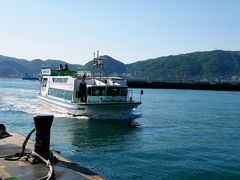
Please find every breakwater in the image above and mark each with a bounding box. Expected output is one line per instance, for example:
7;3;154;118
127;80;240;91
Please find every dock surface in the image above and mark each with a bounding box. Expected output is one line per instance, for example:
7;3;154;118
0;133;103;180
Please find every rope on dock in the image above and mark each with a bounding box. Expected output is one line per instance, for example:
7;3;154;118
1;127;55;180
2;128;35;161
31;151;54;180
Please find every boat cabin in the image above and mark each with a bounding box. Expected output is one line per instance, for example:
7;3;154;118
40;69;131;104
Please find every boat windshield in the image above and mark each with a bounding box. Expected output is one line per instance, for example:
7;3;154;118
87;87;128;96
88;87;106;96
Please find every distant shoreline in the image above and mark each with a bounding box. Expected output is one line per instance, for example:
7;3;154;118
127;80;240;91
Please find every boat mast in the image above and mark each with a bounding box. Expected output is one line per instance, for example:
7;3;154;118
93;52;96;78
93;50;104;79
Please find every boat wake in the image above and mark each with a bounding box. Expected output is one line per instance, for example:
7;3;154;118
88;113;142;121
0;88;68;118
1;87;142;120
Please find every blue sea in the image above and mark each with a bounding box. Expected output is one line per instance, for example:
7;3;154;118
0;78;240;179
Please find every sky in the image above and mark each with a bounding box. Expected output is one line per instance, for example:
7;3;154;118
0;0;240;65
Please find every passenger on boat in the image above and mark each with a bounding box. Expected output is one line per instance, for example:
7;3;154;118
63;63;69;71
79;74;87;102
59;64;63;70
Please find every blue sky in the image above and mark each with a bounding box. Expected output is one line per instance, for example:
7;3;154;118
0;0;240;64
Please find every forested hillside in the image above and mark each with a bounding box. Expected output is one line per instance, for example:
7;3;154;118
0;55;82;78
84;55;126;76
1;50;240;80
126;50;240;80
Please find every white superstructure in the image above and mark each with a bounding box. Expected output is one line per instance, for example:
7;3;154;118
38;68;142;118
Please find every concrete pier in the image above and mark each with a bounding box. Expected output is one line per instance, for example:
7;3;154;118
127;80;240;91
0;132;103;180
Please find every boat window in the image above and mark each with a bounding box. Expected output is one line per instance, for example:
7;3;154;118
42;78;48;87
48;88;72;100
88;87;106;96
120;87;128;96
52;78;68;83
106;87;120;96
87;87;92;96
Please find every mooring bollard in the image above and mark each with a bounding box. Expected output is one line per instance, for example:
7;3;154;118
0;124;10;139
0;124;6;133
33;115;54;160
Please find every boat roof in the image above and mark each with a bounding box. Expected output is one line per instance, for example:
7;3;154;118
86;79;107;86
41;69;126;86
41;69;77;76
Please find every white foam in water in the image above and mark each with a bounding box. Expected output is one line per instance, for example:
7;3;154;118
0;88;69;118
70;116;89;120
1;87;141;120
89;112;141;120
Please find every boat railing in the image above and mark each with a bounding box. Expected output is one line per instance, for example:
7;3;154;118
51;69;77;76
128;89;134;102
128;89;143;103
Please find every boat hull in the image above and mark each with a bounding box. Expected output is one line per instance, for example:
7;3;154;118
37;95;141;118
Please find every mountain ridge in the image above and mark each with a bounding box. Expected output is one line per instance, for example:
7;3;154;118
0;50;240;80
126;50;240;80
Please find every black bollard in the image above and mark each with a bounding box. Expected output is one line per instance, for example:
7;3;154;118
34;115;54;160
0;124;10;139
0;124;6;133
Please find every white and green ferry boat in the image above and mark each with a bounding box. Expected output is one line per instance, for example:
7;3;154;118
37;57;142;119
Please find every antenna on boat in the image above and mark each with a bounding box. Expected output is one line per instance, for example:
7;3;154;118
93;50;101;78
93;52;96;78
92;50;108;79
97;50;99;58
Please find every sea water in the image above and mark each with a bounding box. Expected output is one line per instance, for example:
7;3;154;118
0;78;240;179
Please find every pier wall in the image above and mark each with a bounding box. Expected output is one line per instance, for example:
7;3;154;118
127;80;240;91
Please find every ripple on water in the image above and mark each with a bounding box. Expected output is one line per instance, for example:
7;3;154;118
1;80;240;179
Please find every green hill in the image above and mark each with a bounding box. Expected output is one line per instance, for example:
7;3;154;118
84;55;126;76
0;55;82;78
0;50;240;80
126;50;240;80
